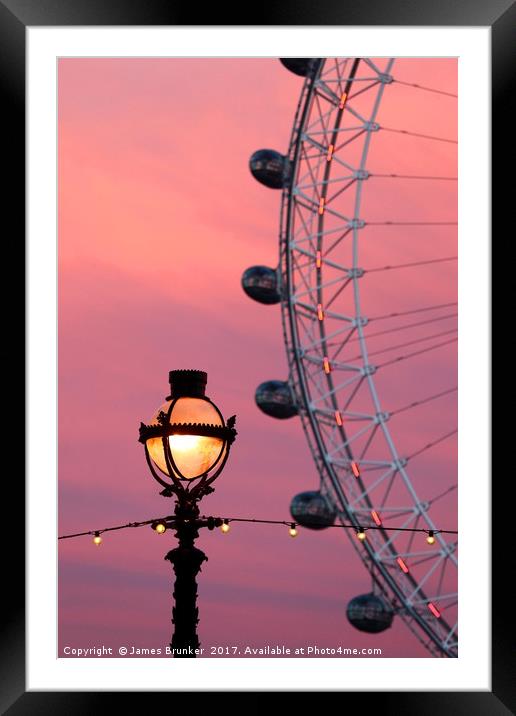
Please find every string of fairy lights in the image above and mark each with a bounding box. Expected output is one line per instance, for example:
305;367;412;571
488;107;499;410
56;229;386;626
58;514;457;547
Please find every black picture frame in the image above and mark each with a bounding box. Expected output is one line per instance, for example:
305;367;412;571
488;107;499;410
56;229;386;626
3;0;506;709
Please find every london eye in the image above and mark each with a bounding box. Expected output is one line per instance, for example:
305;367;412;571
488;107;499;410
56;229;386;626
243;57;458;657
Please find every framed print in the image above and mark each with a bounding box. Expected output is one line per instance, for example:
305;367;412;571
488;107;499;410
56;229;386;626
1;0;508;709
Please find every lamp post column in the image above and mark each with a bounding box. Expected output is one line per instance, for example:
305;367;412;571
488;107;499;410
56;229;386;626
140;370;237;658
164;501;207;657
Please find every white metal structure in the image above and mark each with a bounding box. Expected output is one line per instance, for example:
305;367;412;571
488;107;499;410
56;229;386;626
278;58;458;657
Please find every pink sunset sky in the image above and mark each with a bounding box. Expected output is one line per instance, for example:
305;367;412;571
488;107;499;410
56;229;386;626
58;58;457;659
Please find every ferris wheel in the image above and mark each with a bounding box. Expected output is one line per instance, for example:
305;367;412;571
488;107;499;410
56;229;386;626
243;58;458;657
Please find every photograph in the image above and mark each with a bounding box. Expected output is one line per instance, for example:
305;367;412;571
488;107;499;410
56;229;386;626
1;3;503;704
57;56;458;660
0;0;509;706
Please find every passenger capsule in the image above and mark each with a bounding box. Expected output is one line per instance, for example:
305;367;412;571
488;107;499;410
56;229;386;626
290;491;336;530
255;380;298;419
346;593;394;634
279;58;320;77
241;266;281;305
249;149;289;189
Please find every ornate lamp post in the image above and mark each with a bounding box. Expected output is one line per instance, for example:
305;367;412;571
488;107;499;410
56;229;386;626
138;370;237;657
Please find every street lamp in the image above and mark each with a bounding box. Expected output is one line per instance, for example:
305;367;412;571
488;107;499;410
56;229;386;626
138;370;237;657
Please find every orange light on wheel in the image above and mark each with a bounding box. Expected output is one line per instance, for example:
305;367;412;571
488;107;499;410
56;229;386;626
397;557;409;574
428;602;441;618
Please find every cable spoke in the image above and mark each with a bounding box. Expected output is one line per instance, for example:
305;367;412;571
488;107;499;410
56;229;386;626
393;79;457;98
350;313;457;343
343;329;458;362
428;484;457;506
366;256;457;273
376;337;457;369
381;126;457;144
390;386;457;416
407;430;458;461
369;301;457;321
370;173;457;181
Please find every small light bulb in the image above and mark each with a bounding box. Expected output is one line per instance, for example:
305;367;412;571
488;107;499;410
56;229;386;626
93;532;102;546
289;523;298;538
156;522;166;534
221;519;230;534
356;527;366;541
426;530;436;545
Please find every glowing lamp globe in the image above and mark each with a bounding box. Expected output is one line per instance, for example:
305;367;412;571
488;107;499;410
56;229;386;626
147;396;224;480
139;370;237;488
